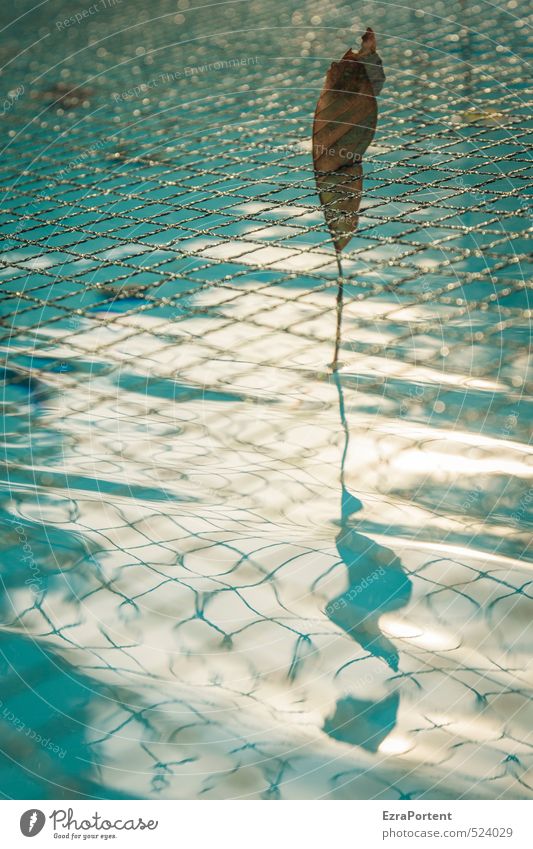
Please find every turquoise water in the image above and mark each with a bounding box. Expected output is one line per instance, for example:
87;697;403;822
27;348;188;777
0;0;532;799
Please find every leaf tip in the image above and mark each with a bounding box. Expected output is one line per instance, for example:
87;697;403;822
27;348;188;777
360;26;377;54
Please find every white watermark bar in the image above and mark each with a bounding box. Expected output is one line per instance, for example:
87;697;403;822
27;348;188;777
3;800;531;847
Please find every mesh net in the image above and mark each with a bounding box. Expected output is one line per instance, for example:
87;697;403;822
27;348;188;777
0;0;532;800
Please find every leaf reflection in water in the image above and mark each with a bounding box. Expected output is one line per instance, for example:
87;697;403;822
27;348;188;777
324;274;411;750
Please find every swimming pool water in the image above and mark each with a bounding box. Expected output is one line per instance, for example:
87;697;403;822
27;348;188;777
0;0;531;799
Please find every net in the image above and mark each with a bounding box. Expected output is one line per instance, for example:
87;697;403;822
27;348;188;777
0;0;531;800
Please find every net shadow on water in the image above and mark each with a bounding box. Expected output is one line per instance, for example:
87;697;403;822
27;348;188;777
0;0;531;799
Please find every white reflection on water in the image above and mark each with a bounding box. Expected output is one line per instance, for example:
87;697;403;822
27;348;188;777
1;283;531;799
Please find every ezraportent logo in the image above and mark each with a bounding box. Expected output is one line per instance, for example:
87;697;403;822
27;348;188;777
20;809;46;837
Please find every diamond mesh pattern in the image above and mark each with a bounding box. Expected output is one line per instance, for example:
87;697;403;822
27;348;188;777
0;0;531;800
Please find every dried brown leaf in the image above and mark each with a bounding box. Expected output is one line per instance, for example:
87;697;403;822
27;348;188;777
313;28;385;253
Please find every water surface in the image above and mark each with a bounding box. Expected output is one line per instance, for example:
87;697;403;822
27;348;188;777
0;0;531;799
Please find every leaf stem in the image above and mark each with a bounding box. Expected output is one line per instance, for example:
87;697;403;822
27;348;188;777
331;249;350;516
332;250;344;371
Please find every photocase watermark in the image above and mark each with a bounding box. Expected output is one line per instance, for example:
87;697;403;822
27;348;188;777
113;56;260;101
399;383;426;417
253;137;365;163
6;515;43;595
2;84;24;115
56;135;109;179
19;807;159;838
313;141;363;164
0;699;67;759
511;487;533;524
114;70;182;102
186;55;260;76
502;408;519;437
325;565;386;615
20;809;46;837
459;482;482;514
50;807;158;833
56;0;122;30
